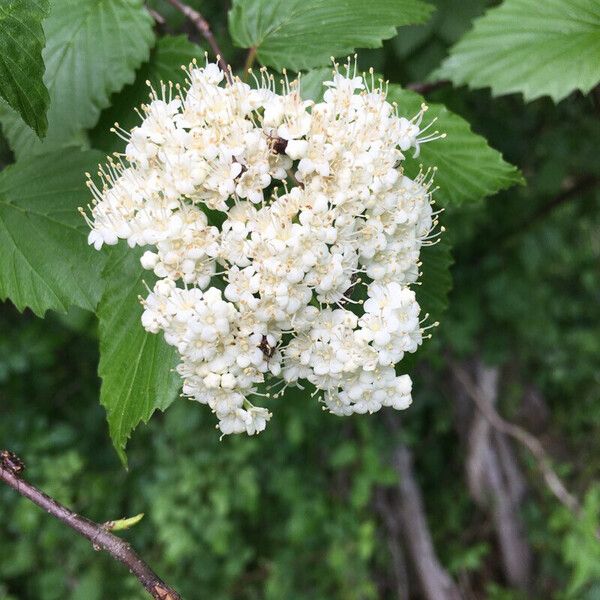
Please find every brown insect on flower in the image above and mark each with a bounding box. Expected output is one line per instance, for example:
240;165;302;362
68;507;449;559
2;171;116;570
233;161;247;180
267;134;288;155
258;335;276;360
340;272;361;307
0;450;25;475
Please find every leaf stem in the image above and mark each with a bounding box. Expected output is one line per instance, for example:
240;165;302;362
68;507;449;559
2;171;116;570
243;47;257;80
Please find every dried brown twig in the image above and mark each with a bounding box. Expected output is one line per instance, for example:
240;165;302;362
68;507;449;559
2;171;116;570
449;361;581;514
0;450;181;600
455;364;532;590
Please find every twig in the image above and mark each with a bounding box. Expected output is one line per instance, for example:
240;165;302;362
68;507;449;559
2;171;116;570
147;7;166;25
0;450;181;600
164;0;231;82
473;175;599;268
405;80;450;95
517;175;598;233
449;361;581;515
460;365;532;590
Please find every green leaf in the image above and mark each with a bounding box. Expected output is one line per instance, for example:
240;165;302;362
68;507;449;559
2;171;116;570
0;0;154;158
436;0;600;103
228;0;434;71
417;238;453;322
298;68;331;102
0;0;50;137
98;246;181;463
0;148;106;317
400;238;453;372
386;85;523;205
103;512;144;531
91;35;204;153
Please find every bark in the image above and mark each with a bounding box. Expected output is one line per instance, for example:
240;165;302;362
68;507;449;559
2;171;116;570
374;488;411;600
452;361;533;591
392;442;464;600
0;451;180;600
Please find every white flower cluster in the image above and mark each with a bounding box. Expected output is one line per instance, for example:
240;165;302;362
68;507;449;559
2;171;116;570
84;60;443;436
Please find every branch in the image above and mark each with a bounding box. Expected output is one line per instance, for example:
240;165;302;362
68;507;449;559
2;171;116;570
515;175;598;235
0;450;181;600
391;441;463;600
381;414;462;600
459;364;532;590
474;176;599;266
449;361;581;515
164;0;231;82
147;7;166;26
374;489;410;599
405;80;450;95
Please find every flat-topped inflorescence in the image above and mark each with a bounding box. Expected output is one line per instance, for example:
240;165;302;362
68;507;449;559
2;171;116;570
83;58;444;436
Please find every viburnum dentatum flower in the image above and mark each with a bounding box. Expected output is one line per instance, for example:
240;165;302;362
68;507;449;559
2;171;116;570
83;58;444;436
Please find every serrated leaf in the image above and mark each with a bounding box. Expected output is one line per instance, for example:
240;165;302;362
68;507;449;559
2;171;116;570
386;85;523;205
417;239;453;321
0;0;154;158
298;68;331;102
400;238;453;372
228;0;434;71
436;0;600;103
91;35;204;153
0;148;106;316
0;0;50;137
98;246;181;464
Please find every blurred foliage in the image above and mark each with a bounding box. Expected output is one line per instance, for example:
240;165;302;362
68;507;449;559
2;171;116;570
1;0;599;598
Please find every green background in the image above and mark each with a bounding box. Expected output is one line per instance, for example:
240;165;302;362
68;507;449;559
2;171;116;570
1;0;599;598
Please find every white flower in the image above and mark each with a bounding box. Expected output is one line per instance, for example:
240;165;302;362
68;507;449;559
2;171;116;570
84;58;443;435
